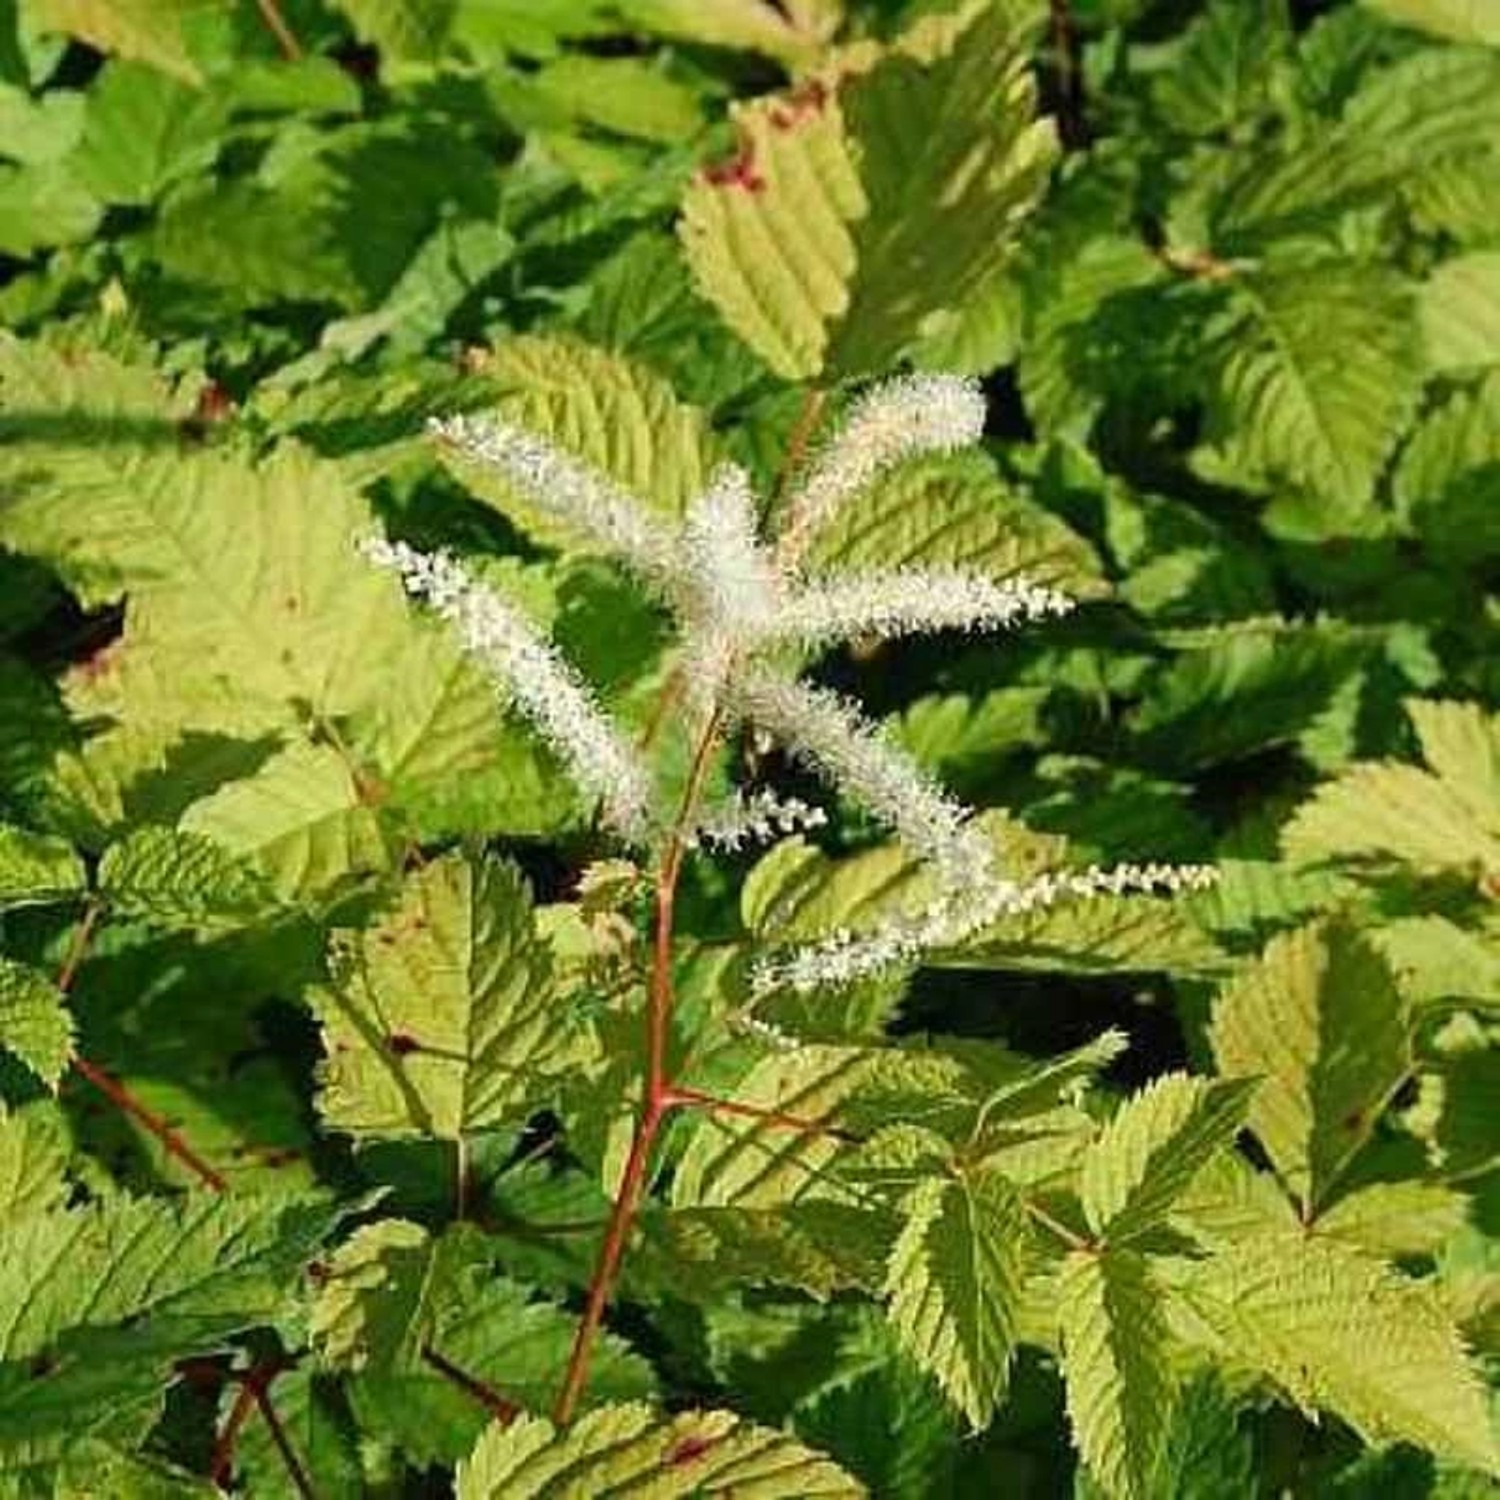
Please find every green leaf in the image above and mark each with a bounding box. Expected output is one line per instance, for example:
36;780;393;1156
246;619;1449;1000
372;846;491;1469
311;1218;486;1372
1197;264;1420;514
1422;253;1500;376
349;1273;656;1466
1130;621;1373;774
883;1163;1026;1428
671;1046;877;1208
329;0;455;59
1080;1074;1256;1245
1376;915;1500;1012
0;822;84;910
1315;1180;1472;1258
0;1191;346;1360
449;334;720;538
313;850;582;1141
1059;1249;1174;1500
1284;700;1500;878
804;448;1104;594
98;826;285;931
1209;921;1409;1218
0;161;99;255
638;1202;889;1299
1178;1233;1499;1475
179;743;397;902
456;1401;866;1498
1151;0;1290;137
680;3;1055;379
0;957;72;1090
0;1103;69;1220
71;61;223;207
24;0;202;85
1362;0;1500;44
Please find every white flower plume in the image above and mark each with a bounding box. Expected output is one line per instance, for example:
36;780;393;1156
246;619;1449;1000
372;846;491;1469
730;668;994;888
751;861;1220;996
778;373;987;567
363;537;653;841
365;374;1192;998
686;787;828;853
430;413;679;590
771;567;1075;648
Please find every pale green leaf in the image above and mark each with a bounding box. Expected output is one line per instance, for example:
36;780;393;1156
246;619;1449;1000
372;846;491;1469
884;1164;1026;1428
1362;0;1500;44
311;1218;487;1372
1059;1250;1174;1500
180;743;396;902
1284;702;1500;879
1376;916;1500;1012
329;0;455;59
804;449;1104;594
1315;1180;1472;1258
0;1104;69;1220
670;1046;874;1208
1080;1074;1256;1245
1422;253;1500;375
24;0;202;85
638;1202;889;1299
0;958;72;1091
1408;698;1500;821
1166;1149;1300;1252
457;1401;865;1498
1179;1232;1499;1474
98;826;285;931
680;3;1055;379
619;0;832;65
0;1192;346;1360
1209;921;1409;1216
1198;264;1420;514
451;334;719;537
0;161;100;255
0;823;84;911
313;850;581;1141
1285;762;1500;875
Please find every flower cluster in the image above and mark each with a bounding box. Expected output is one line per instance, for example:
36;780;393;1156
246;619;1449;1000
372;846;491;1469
370;373;1211;997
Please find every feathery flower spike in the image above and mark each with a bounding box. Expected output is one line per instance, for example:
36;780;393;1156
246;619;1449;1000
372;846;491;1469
362;537;654;841
731;667;994;887
686;787;828;853
751;861;1219;994
772;567;1074;648
778;374;986;568
430;413;680;591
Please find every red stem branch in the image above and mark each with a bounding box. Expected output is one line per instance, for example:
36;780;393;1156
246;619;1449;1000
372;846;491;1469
208;1378;259;1488
249;1377;317;1500
421;1343;521;1424
664;1086;856;1141
552;388;831;1426
72;1055;228;1193
254;0;302;60
56;898;227;1192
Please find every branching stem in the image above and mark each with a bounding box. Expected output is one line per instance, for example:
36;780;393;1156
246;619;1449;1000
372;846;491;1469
56;898;228;1193
422;1343;521;1423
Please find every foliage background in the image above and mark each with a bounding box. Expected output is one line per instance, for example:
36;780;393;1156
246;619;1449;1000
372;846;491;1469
0;0;1497;1495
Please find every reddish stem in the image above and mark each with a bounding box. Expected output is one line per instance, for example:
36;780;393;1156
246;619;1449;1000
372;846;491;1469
254;0;302;59
552;715;724;1425
209;1378;259;1488
664;1086;855;1141
72;1055;228;1193
249;1378;317;1500
421;1343;521;1424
